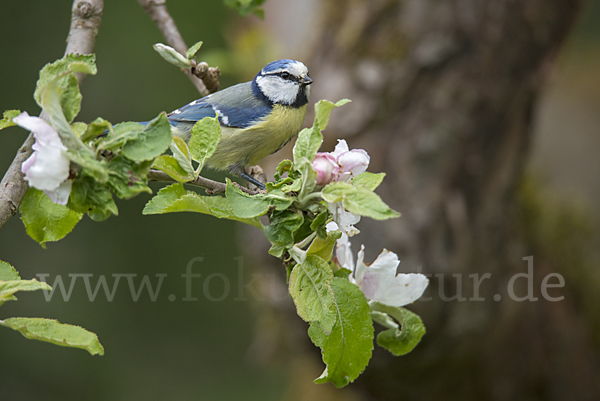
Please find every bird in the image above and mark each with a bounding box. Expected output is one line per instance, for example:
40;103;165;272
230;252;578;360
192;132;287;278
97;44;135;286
166;59;313;189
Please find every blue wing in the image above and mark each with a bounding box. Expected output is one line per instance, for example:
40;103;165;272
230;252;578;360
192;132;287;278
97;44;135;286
167;82;272;130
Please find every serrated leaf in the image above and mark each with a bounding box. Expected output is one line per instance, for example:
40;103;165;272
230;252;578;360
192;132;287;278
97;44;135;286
289;255;337;334
107;156;153;199
186;41;203;60
226;180;294;219
81;117;112;142
41;78;90;152
315;98;351;131
170;136;195;175
34;54;97;112
322;182;400;220
370;302;426;356
122;113;172;161
142;184;263;229
351;172;385;191
293;126;322;166
152;155;194;183
0;260;21;281
0;318;104;356
264;209;304;249
0;279;52;302
98;114;172;161
189;116;221;171
66;150;109;182
309;278;374;388
0;110;21;130
20;189;83;247
68;176;118;221
307;230;342;261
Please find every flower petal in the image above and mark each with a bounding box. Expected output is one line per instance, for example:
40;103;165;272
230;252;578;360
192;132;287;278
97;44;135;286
15;112;70;197
354;245;368;287
312;153;339;186
331;139;349;158
335;231;354;272
369;273;429;307
329;202;361;237
336;149;370;181
44;180;73;205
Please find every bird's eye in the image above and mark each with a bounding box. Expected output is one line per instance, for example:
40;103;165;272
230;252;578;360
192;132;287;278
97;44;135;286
280;72;291;79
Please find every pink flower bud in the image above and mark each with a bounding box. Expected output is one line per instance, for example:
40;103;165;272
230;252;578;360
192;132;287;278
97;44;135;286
312;152;339;186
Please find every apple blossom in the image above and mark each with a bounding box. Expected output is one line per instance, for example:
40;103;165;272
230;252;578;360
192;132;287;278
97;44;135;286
312;139;370;186
14;112;72;205
330;224;429;307
312;153;338;186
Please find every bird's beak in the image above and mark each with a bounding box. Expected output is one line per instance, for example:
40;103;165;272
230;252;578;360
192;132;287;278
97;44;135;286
300;76;313;85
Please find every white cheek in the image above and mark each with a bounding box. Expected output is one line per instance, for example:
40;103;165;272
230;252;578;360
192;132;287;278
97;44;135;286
256;76;299;105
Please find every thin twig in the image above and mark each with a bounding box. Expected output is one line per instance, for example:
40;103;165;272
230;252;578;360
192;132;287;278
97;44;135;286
137;0;220;96
0;0;104;230
147;170;260;196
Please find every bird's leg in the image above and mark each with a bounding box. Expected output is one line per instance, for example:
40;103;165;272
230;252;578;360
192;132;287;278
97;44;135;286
241;172;266;190
229;164;266;191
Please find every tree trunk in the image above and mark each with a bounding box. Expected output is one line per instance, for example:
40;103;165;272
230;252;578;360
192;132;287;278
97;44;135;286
248;1;600;399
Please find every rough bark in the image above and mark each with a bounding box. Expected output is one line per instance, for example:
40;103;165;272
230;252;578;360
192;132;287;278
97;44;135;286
248;0;600;400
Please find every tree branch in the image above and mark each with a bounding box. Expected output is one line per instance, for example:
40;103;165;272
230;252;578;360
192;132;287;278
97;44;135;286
0;0;104;230
137;0;220;96
147;170;260;196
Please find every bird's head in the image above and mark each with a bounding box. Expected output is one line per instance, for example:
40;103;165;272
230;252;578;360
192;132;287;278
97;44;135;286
253;59;312;108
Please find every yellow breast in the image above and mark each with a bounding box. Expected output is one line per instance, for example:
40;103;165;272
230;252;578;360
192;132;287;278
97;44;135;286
206;104;307;171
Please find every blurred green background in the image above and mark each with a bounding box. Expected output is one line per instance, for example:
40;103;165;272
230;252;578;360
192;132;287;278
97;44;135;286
1;1;599;400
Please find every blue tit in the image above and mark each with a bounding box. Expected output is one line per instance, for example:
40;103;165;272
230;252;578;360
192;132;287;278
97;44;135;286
166;59;313;189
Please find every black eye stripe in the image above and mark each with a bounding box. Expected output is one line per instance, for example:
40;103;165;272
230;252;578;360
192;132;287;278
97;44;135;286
264;71;300;82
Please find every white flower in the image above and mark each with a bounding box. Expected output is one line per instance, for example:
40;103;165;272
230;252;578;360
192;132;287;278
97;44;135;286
331;224;429;307
14;112;72;205
330;139;370;182
328;202;361;237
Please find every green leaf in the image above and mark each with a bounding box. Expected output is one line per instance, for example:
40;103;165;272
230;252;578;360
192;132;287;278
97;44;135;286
41;78;91;152
264;209;304;249
66;150;109;182
293;126;322;166
153;43;192;69
289;255;337;334
0;318;104;356
34;54;97;118
122;113;172;161
0;279;52;302
314;98;351;131
226;180;294;219
351;172;386;191
309;278;374;388
226;180;271;218
322;182;400;220
186;41;204;60
307;230;341;261
274;159;293;181
68;176;118;221
99;114;172;161
370;302;426;356
107;156;153;199
152;155;194;183
20;189;83;247
0;260;20;281
188;116;221;171
81;117;112;142
142;184;263;229
0;110;21;130
170;136;195;175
